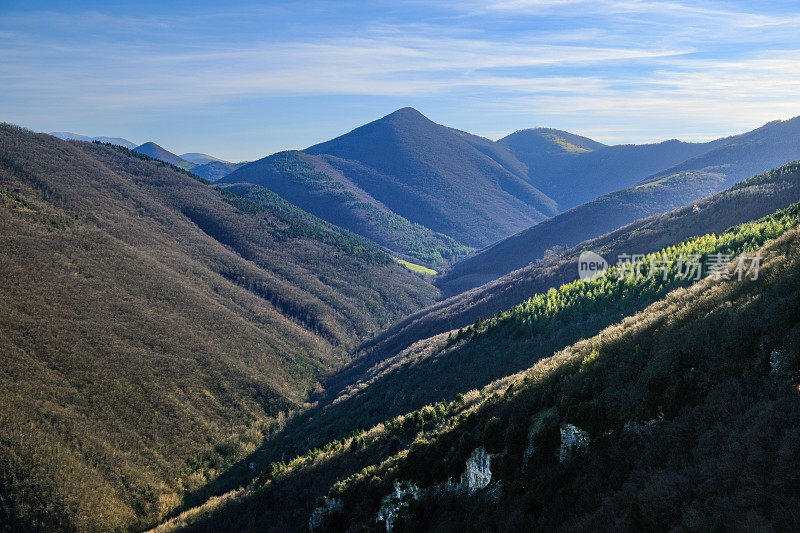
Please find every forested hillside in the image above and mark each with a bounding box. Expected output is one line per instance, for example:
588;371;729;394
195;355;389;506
363;161;800;362
325;220;800;532
441;117;800;295
154;190;800;533
0;125;437;532
221;150;471;267
301;107;559;247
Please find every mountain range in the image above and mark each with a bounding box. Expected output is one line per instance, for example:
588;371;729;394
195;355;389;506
439;115;800;294
49;133;243;181
10;108;800;533
50;131;138;149
222;108;559;259
218;108;800;279
154;159;800;532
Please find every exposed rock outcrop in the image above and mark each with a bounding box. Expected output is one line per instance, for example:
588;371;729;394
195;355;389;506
377;481;421;532
558;424;590;462
459;447;492;494
309;497;343;531
374;447;493;531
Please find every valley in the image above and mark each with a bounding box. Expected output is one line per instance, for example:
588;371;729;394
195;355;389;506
4;109;800;533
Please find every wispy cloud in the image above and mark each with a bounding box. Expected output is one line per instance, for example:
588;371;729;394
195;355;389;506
1;1;799;157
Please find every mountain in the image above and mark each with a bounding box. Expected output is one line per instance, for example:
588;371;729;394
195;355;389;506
192;160;244;182
301;107;558;248
179;152;228;165
639;116;800;187
221;150;472;266
500;127;607;156
440;116;800;295
50;131;138;148
154;187;800;532
134;141;191;167
357;160;800;366
0;124;438;532
499;130;729;209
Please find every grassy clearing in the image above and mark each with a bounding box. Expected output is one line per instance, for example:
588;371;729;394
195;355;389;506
395;258;437;275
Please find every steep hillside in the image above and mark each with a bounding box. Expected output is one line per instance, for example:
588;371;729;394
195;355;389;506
303;107;558;247
640;116;800;187
0;125;437;532
134;141;191;167
357;160;800;367
324;221;800;532
442;118;800;295
155;195;800;533
439;170;726;294
222;150;472;267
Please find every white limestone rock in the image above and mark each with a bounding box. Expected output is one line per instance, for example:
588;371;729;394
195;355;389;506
459;447;492;494
770;349;796;381
377;481;421;532
558;424;589;462
309;497;342;531
375;447;493;531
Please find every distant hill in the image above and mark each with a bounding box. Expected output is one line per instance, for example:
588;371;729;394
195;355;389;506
179;152;228;165
500;127;606;156
0;124;437;531
222;150;472;266
440;116;800;295
192;160;244;182
302;107;558;248
639;116;800;187
499;131;729;209
134;141;191;167
50;131;137;149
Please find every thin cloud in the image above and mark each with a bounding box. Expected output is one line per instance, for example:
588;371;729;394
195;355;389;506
2;1;800;157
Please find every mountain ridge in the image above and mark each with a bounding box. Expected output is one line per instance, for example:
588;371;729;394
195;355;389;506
440;116;800;295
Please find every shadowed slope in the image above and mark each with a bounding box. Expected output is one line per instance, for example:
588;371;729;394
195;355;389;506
0;124;437;531
303;107;558;247
442;117;800;295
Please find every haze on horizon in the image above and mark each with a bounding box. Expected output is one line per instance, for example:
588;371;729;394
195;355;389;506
2;0;799;162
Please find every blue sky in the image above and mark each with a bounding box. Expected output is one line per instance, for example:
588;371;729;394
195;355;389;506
2;0;800;161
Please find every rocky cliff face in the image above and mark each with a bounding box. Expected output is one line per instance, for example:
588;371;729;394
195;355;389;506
376;481;422;532
458;447;492;494
372;447;494;531
309;498;342;531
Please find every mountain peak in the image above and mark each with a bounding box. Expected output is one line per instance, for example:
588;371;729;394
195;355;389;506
377;106;432;126
386;106;424;117
499;128;605;154
133;141;188;166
